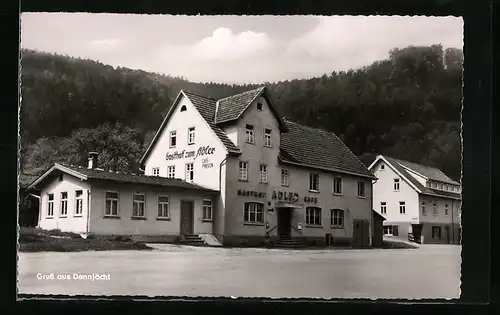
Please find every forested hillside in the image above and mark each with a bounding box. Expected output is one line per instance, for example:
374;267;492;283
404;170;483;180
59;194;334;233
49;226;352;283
20;44;463;180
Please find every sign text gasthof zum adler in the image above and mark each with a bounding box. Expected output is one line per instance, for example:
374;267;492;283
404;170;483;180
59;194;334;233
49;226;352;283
166;145;216;161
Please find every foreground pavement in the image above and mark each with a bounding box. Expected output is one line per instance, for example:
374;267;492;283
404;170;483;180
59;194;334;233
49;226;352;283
17;245;461;299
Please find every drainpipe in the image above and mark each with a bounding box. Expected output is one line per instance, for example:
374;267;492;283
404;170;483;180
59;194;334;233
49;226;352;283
86;190;91;235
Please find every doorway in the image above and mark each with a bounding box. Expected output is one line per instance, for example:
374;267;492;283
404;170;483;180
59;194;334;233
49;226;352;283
180;200;194;235
411;224;423;244
353;219;370;247
277;208;292;240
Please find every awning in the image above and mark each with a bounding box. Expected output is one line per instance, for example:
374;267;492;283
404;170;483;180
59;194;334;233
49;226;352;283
275;202;305;209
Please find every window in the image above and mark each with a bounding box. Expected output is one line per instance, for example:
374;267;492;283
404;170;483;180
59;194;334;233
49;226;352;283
445;204;449;215
264;128;272;147
333;176;342;195
157;196;169;219
399;201;406;214
244;202;264;223
239;161;248;181
132;193;145;217
188;127;195;145
60;192;68;217
384;225;399;236
394;178;400;191
245;125;255;144
257;102;263;111
309;173;320;191
433;202;437;216
281;169;289;187
169;131;177;148
105;191;119;216
439;183;444;190
357;181;366;197
445;184;449;191
47;194;54;217
75;190;83;216
203;199;213;221
306;207;322;226
422;201;426;215
152;167;160;176
167;165;175;178
259;164;268;183
380;164;385;170
185;163;194;182
380;202;387;214
331;209;344;228
432;182;437;188
432;226;442;240
180;105;187;112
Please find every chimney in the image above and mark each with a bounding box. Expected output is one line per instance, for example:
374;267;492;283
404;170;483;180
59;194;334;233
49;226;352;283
88;152;99;169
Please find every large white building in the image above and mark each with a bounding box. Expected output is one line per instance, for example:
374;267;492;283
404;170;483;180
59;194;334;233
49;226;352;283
29;86;381;247
369;155;461;244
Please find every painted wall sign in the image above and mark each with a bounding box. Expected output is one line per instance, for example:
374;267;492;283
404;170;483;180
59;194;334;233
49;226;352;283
201;158;214;169
304;196;318;203
272;190;299;203
165;146;216;161
237;189;267;198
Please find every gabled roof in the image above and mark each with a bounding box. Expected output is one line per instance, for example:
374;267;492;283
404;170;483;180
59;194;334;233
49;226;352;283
279;119;376;179
27;163;217;193
389;157;460;185
214;86;288;132
140;90;241;165
370;155;461;200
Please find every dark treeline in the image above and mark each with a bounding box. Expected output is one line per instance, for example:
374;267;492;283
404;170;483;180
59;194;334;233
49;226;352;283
20;44;463;180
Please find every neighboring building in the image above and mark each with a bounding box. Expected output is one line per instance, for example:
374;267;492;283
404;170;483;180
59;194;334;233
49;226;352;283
140;86;378;247
27;154;217;243
369;155;461;245
19;173;40;227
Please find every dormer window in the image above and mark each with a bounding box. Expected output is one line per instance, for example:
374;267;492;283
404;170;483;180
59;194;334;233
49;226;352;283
180;105;187;112
427;181;432;188
257;103;263;111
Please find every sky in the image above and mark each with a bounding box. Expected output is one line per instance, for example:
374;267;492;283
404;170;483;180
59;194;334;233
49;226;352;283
21;14;463;84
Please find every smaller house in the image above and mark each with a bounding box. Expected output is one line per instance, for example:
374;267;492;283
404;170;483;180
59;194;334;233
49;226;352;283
369;155;461;245
19;173;40;227
27;153;218;243
371;210;386;247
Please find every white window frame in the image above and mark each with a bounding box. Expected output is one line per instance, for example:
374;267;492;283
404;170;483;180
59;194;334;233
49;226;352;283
433;202;437;216
394;178;400;191
263;128;272;147
60;192;68;217
152;167;160;176
203;199;213;221
306;206;322;226
157;195;169;219
132;193;146;218
333;176;342;195
357;181;366;198
399;201;406;214
384;225;399;236
239;161;248;181
244;202;264;224
75;190;83;217
167;165;175;178
185;163;194;182
445;204;449;215
309;173;320;192
331;209;344;228
422;201;426;215
439;183;444;190
245;125;255;144
432;182;437;189
105;191;119;217
47;193;54;218
380;202;387;214
281;169;289;187
259;164;268;183
188;127;195;145
169;130;177;148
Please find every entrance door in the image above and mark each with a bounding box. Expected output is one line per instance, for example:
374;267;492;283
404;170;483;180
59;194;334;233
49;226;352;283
277;208;292;239
353;219;369;247
180;201;194;235
411;224;423;244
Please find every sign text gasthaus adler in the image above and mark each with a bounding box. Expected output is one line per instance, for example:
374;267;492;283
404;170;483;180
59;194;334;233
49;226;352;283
166;145;216;161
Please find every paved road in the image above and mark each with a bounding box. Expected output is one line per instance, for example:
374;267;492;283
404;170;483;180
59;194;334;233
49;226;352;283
17;245;461;299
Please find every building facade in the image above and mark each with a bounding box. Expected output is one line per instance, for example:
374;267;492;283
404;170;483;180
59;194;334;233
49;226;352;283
369;155;461;244
140;86;377;247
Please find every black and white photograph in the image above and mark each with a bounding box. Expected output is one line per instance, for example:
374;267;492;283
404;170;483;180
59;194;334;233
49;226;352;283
18;13;463;299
